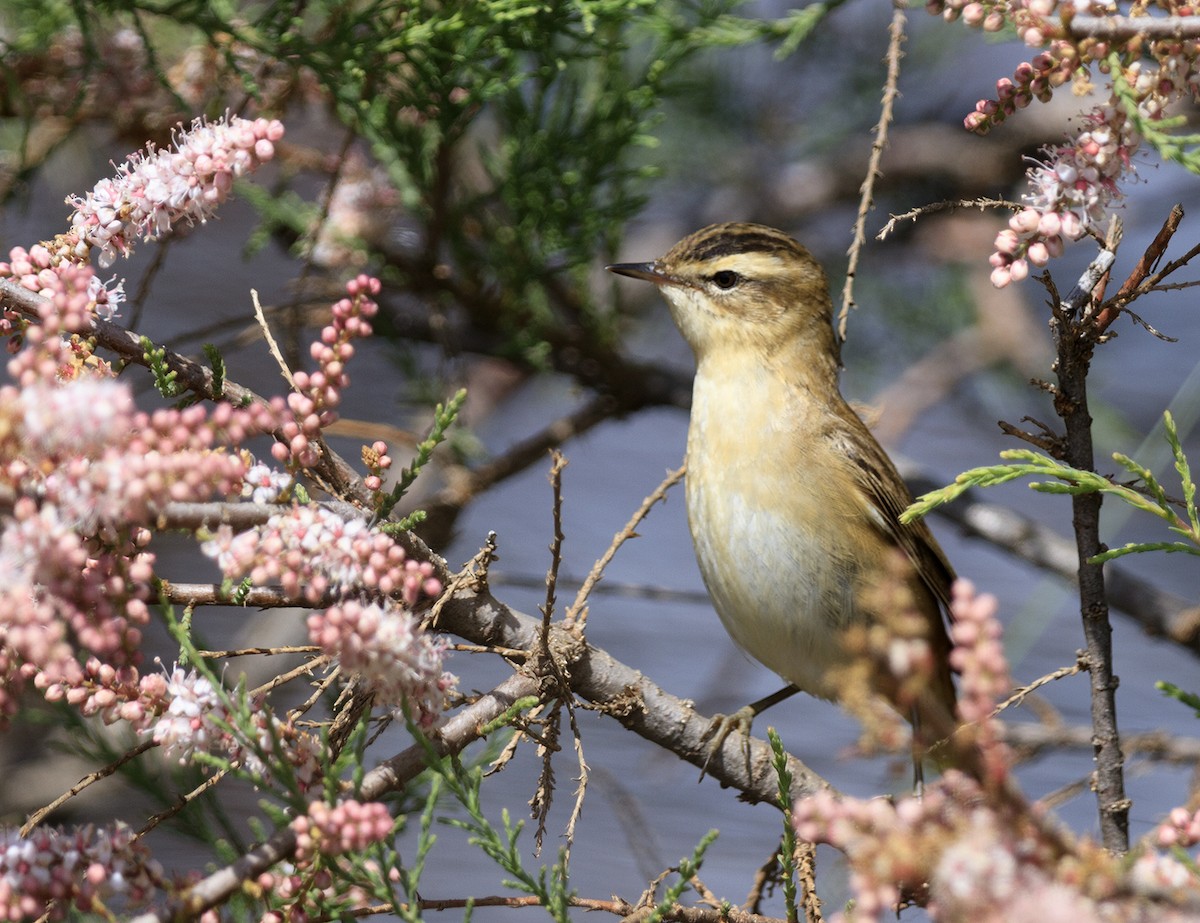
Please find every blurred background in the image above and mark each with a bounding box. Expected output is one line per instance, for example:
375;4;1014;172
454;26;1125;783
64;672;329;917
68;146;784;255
1;0;1199;917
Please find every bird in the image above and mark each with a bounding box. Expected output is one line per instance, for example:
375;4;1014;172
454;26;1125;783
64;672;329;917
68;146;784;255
606;222;957;783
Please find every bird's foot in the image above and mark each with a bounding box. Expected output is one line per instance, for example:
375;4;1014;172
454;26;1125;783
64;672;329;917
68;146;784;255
699;705;757;781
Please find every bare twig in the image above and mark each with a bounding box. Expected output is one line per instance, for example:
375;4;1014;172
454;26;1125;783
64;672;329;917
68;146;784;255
993;658;1087;717
20;741;156;835
195;645;319;659
1094;204;1183;333
367;893;790;923
251;288;295;388
876;197;1019;241
839;4;906;340
796;840;822;923
564;464;686;633
1003;722;1200;765
540;451;569;645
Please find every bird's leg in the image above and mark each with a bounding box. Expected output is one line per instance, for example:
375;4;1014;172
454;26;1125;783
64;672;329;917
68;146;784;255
910;704;926;800
700;683;800;779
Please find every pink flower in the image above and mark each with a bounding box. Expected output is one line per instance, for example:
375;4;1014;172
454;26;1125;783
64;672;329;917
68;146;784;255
67;114;284;267
145;665;226;764
307;599;456;726
0;822;161;918
291;800;394;863
203;505;442;606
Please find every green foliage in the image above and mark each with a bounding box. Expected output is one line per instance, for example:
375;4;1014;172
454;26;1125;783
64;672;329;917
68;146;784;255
1158;681;1200;719
231;575;254;606
140;334;181;397
389;772;445;922
646;830;719;923
6;0;837;370
378;387;468;524
436;750;575;923
1111;52;1200;175
202;342;226;398
769;727;800;923
904;412;1200;562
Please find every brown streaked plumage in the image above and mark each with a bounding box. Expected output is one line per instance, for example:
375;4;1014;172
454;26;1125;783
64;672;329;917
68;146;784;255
608;222;956;776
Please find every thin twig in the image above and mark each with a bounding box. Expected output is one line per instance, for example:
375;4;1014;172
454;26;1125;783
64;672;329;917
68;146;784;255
876;197;1019;241
564;464;686;633
195;645;319;659
839;4;906;340
540;451;569;647
992;658;1087;717
795;841;822;923
1003;722;1200;765
138;769;230;837
20;741;156;835
1094;204;1183;332
251;288;295;388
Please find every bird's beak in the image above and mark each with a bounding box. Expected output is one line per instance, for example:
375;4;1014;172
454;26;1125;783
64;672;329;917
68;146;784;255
605;261;667;285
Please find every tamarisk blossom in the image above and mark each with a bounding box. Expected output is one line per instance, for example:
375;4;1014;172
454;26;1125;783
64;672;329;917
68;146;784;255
202;505;453;726
989;103;1140;287
308;600;455;727
0;822;161;920
290;799;394;864
132;663;323;791
275;274;380;469
0;259;286;725
793;581;1200;922
67;114;284;268
927;1;1200;286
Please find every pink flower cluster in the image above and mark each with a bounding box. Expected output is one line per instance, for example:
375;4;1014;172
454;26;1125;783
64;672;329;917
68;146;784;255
928;0;1115;51
130;664;323;791
241;460;294;504
274;275;380;469
928;2;1200;286
203;505;442;607
1157;807;1200;849
139;665;239;766
947;580;1013;782
308;600;456;726
0;822;161;920
255;857;397;918
362;440;392;494
203;505;451;725
290;799;394;864
794;579;1200;921
965;51;1073;134
989;103;1138;287
2;261;97;373
67;114;284;267
0;260;285;724
795;774;1052;922
0;245;124;324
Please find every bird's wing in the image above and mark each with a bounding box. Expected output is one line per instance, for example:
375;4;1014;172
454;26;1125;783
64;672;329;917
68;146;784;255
835;411;957;613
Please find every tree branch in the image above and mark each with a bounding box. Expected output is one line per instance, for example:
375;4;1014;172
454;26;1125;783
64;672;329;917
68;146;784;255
1067;14;1200;40
1046;252;1130;852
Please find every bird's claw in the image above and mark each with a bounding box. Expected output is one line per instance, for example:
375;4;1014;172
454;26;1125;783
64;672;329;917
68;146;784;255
699;705;757;780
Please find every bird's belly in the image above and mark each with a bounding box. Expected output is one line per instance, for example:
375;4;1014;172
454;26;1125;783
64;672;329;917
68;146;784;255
687;480;859;700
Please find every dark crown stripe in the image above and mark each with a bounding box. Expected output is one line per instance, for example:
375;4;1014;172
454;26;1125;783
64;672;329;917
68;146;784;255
680;224;802;263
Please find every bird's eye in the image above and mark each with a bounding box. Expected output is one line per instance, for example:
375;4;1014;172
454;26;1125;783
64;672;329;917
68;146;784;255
710;270;740;290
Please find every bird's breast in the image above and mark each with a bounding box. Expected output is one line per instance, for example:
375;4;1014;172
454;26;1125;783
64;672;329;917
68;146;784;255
685;359;867;698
